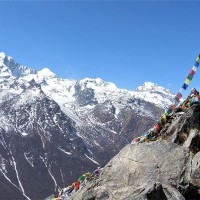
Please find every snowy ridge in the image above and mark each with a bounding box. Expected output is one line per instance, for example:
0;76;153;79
36;76;173;119
0;52;36;79
131;82;175;108
0;52;175;117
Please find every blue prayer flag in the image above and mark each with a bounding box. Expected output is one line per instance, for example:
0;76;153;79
194;61;199;67
182;83;188;90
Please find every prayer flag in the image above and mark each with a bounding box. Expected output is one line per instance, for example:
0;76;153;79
190;69;196;76
182;83;188;90
196;56;200;63
185;79;191;85
194;61;199;67
187;74;193;81
192;66;197;72
176;92;182;99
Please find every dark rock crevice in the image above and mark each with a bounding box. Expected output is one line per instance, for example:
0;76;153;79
182;183;200;200
189;134;200;154
146;182;167;200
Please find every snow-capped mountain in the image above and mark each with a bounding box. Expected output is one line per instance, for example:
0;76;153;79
0;52;36;79
132;82;175;108
0;52;175;200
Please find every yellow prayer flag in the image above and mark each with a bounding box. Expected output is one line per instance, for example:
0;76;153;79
185;79;191;85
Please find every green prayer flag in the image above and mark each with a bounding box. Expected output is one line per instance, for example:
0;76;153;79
187;74;193;81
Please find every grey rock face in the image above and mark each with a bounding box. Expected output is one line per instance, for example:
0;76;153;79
72;142;190;200
191;152;200;186
71;105;200;200
74;83;98;107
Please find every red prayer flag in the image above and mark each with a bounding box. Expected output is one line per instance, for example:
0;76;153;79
176;92;182;99
189;69;196;76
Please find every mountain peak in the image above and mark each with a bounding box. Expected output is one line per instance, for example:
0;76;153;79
136;81;171;93
0;52;6;59
131;82;174;109
0;52;36;78
0;52;13;64
79;78;117;90
136;81;159;91
37;68;56;79
80;77;104;84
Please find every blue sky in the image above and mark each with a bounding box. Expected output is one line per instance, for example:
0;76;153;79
0;1;200;95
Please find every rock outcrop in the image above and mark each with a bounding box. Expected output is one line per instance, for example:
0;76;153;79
71;104;200;200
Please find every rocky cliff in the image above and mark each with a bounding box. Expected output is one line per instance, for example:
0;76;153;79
71;104;200;200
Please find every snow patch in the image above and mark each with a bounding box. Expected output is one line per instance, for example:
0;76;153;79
24;152;34;167
0;168;21;191
0;155;7;173
84;153;99;165
58;147;72;155
47;165;58;191
9;148;31;200
21;132;28;136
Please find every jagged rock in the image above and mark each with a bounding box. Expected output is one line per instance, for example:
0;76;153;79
70;105;200;200
162;105;200;145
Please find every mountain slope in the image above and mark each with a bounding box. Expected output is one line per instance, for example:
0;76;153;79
0;80;99;199
0;52;175;199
